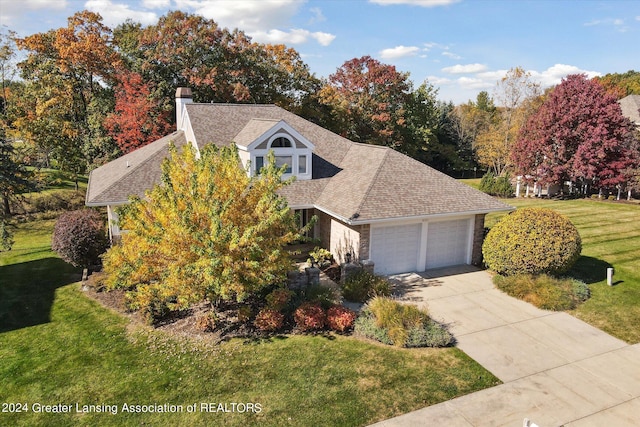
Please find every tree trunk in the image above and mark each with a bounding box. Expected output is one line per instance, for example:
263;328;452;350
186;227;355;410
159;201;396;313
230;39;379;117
1;192;11;218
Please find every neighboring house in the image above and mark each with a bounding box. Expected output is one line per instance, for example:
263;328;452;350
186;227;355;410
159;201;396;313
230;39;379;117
86;88;511;275
619;94;640;128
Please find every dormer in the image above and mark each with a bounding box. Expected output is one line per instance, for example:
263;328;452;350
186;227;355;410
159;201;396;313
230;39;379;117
234;119;314;180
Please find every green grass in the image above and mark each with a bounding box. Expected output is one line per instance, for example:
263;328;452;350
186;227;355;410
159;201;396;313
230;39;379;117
487;197;640;343
0;219;499;427
459;178;481;190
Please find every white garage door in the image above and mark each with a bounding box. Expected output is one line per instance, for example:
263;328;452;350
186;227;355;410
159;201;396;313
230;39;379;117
370;223;421;275
425;219;471;269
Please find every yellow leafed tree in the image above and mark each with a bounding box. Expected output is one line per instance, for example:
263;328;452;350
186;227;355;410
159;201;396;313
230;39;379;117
103;143;306;320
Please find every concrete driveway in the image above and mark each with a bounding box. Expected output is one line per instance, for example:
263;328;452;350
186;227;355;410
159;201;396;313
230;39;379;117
371;266;640;427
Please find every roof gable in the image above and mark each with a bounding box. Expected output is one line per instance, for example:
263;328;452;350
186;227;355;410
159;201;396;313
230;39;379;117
234;119;315;151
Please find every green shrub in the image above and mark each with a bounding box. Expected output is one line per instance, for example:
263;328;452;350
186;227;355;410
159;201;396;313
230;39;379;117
493;274;590;311
356;297;452;347
294;302;326;331
483;207;581;276
342;270;391;303
237;305;253;322
405;324;454;348
353;310;393;345
296;284;341;309
254;308;284;332
479;171;495;195
479;171;514;197
493;174;514;198
52;209;109;268
607;195;616;201
307;247;333;267
326;305;357;332
572;279;590;303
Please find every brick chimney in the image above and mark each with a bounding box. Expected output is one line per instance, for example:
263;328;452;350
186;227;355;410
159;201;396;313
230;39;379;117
175;87;193;131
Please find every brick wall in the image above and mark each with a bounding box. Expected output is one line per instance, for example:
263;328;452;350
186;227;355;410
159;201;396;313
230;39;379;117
471;213;486;266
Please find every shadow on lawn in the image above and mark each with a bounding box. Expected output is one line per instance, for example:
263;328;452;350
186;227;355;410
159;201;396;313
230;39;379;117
0;257;78;333
568;256;614;285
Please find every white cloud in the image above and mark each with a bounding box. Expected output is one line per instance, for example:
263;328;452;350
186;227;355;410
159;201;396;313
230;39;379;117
142;0;170;8
442;63;487;74
441;51;462;60
251;29;335;46
456;76;493;90
174;0;303;32
531;64;601;87
1;0;67;18
379;45;421;60
425;75;451;85
370;0;460;7
172;0;333;46
584;17;629;32
84;0;159;26
309;7;326;24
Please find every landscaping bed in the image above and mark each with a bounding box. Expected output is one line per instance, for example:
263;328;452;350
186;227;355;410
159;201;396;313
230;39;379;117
0;217;500;427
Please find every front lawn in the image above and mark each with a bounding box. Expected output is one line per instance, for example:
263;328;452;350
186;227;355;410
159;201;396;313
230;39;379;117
486;198;640;343
0;218;499;427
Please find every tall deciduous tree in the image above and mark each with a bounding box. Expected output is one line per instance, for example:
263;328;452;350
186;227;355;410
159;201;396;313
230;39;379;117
15;11;121;179
319;56;413;152
513;74;638;191
476;67;540;175
104;71;172;153
103;144;305;320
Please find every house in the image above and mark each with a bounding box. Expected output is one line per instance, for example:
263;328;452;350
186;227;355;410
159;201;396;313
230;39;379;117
86;88;511;275
619;94;640;128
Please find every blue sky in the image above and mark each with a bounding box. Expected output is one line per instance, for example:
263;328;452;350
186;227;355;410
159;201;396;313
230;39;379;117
1;0;639;104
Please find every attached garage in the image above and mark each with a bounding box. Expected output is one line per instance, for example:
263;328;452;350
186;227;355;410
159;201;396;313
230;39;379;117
369;216;474;275
369;223;421;275
424;218;473;269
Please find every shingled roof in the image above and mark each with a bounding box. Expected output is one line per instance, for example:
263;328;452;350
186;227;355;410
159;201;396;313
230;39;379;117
86;103;511;222
86;131;187;205
619;95;640;125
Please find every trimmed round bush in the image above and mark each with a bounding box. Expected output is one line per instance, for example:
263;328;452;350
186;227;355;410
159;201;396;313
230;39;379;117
326;305;357;332
52;209;109;268
483;208;581;276
294;302;326;331
254;308;284;332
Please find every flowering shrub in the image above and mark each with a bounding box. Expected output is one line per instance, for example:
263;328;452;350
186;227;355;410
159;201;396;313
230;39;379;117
254;308;284;332
326;305;357;332
265;288;294;311
294;302;326;331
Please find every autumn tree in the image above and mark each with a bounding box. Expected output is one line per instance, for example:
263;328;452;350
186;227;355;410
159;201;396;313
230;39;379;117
103;144;306;320
104;71;172;153
594;70;640;98
513;74;638;192
319;56;413;152
476;67;540;175
14;11;121;181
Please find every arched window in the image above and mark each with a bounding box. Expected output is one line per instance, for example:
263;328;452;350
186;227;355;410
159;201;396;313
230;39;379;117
270;136;292;148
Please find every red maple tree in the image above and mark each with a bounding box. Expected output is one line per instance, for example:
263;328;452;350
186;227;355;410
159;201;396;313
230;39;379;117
513;74;638;190
104;71;172;154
